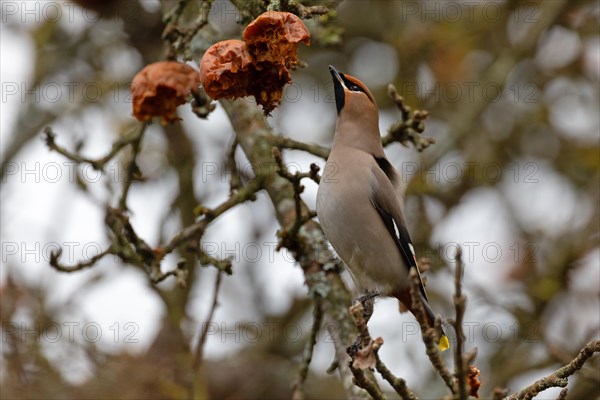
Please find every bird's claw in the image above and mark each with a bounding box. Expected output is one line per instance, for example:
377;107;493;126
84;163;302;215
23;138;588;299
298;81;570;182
355;291;379;322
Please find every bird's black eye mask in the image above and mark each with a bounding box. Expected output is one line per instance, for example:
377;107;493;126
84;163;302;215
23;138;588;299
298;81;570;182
342;74;366;94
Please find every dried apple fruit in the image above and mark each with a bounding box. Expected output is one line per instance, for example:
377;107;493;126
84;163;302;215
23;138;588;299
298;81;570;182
243;11;310;66
247;65;291;114
200;40;253;100
131;61;200;124
199;11;310;115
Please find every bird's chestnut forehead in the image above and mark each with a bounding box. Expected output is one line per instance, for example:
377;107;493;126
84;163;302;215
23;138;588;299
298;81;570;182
342;74;375;104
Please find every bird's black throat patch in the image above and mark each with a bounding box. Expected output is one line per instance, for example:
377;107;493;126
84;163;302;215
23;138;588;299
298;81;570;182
333;78;345;114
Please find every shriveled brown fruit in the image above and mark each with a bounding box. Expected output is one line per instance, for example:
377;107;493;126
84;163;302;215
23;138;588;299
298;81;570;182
242;11;310;114
243;11;311;66
247;65;292;115
467;366;481;398
131;61;200;124
199;11;310;115
200;40;254;101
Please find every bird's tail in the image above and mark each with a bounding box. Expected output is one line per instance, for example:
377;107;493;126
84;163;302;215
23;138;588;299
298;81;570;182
423;300;450;351
396;290;450;351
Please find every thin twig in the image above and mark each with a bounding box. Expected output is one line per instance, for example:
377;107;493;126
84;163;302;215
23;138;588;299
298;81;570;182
507;340;600;400
375;356;417;400
268;134;330;159
118;123;147;211
162;0;213;60
556;387;568;400
43;125;143;172
548;343;600;382
226;138;242;194
48;143;258;284
292;298;323;400
272;147;319;253
349;365;387;400
408;268;455;393
198;248;233;274
381;84;435;151
182;0;213;43
149;259;188;287
162;177;264;255
276;1;332;19
453;246;468;400
104;206;161;273
193;271;223;369
49;245;116;273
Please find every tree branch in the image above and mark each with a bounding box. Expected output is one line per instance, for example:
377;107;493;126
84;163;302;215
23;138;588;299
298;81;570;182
347;300;417;400
349;365;387;400
161;176;264;256
272;147;320;252
375;356;417;400
382;84;435;151
162;0;214;60
49;245;116;273
193;270;223;369
192;270;223;398
272;1;332;19
292;297;323;400
221;98;364;400
268;134;330;159
117;123;147;211
556;388;568;400
43;125;144;172
508;340;600;400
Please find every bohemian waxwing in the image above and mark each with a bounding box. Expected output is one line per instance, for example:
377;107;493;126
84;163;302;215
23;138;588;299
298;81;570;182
316;65;449;351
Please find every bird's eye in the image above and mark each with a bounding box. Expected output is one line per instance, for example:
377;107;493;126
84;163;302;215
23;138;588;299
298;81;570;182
350;84;361;92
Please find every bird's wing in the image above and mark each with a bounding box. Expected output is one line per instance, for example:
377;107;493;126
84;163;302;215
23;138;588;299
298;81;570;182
368;158;429;302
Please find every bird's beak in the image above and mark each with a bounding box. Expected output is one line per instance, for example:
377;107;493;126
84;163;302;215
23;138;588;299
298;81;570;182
329;65;346;115
329;65;344;85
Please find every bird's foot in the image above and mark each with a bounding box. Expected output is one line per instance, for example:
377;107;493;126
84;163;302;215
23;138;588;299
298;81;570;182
347;292;380;357
355;291;379;322
347;338;360;358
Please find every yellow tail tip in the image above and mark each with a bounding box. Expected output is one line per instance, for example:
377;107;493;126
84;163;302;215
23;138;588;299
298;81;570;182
438;335;450;351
